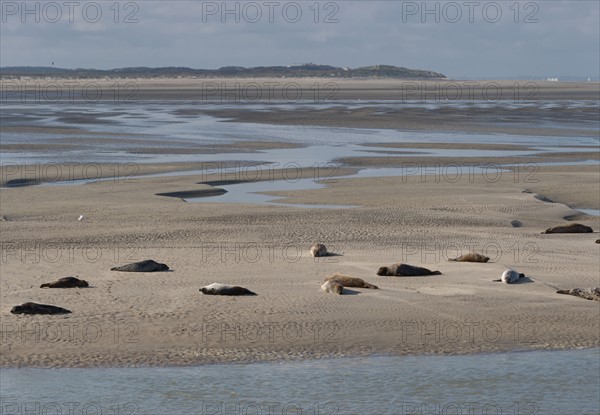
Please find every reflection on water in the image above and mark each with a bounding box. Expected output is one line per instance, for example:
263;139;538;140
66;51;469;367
1;348;598;415
577;208;600;217
1;102;599;165
185;161;599;208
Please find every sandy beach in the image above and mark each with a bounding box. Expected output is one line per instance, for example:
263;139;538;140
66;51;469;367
0;81;599;368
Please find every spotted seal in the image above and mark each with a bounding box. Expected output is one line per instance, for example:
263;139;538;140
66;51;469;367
556;287;600;301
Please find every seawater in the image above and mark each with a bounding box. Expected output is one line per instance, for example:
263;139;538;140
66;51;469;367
4;102;599;211
1;348;599;415
2;101;599;165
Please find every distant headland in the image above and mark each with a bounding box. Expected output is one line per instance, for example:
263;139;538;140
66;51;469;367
0;64;446;79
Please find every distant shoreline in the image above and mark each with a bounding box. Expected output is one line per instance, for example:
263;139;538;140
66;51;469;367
0;64;447;80
1;77;598;101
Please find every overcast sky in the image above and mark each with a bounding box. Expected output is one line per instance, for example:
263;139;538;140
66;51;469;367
1;0;598;79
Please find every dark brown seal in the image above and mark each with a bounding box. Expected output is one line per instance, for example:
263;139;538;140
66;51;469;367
542;223;593;234
40;276;89;288
11;302;72;315
377;263;441;276
111;260;169;272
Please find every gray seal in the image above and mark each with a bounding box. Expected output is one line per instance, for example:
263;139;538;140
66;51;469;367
377;263;441;276
200;283;257;296
493;270;525;284
448;252;490;263
40;276;89;288
556;288;600;301
11;302;72;315
111;260;169;272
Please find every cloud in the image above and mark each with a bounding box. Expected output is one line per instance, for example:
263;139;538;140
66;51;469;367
1;0;598;78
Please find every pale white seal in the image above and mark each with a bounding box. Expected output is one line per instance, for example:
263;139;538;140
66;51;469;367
321;280;343;295
200;283;256;296
494;270;525;284
310;243;328;257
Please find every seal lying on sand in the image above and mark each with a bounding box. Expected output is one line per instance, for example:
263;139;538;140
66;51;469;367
111;260;169;272
324;273;378;289
595;239;599;244
321;280;343;295
11;302;71;315
310;243;328;257
542;223;593;234
377;263;441;276
493;270;525;284
556;287;600;301
448;252;490;263
200;283;257;296
40;276;88;288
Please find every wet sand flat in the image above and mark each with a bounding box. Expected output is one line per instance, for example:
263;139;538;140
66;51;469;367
0;81;598;367
0;161;598;367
